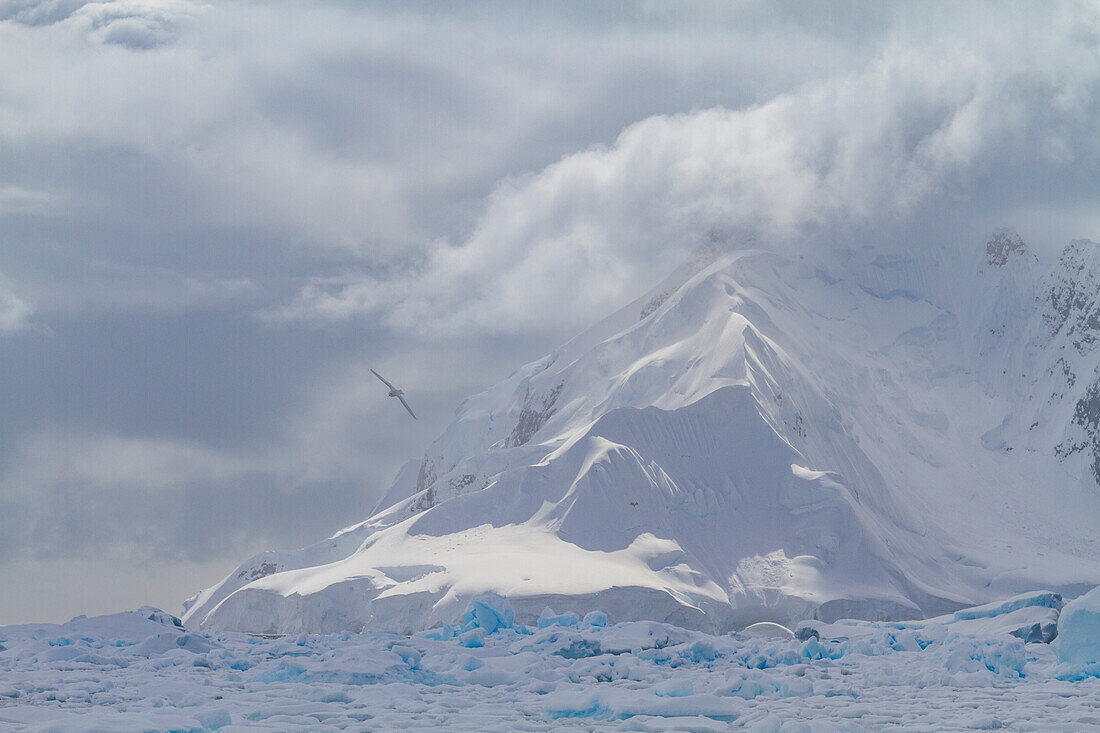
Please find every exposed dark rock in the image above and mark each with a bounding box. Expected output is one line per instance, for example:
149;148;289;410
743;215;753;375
449;473;477;492
410;485;436;514
1044;241;1100;354
416;458;437;494
640;290;672;320
238;561;279;582
1040;241;1100;486
505;381;565;448
1059;376;1100;485
985;229;1033;267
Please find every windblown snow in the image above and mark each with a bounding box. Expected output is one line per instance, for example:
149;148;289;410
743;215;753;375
184;233;1100;636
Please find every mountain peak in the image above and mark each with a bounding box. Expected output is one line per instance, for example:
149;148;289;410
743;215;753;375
182;239;1100;635
1053;239;1100;288
984;228;1035;268
1044;239;1100;348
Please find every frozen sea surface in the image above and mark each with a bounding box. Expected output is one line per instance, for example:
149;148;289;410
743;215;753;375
1;593;1099;732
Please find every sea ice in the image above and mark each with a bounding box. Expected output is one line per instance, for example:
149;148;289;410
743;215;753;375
460;593;515;634
4;596;1100;730
1053;584;1100;667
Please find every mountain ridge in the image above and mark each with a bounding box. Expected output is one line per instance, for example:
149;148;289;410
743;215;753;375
183;233;1100;634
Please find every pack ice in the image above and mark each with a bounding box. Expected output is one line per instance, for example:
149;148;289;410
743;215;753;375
3;591;1099;730
184;233;1100;635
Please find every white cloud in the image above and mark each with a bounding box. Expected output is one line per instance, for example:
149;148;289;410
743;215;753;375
3;0;1100;623
275;15;1100;339
0;279;32;333
6;433;252;493
0;0;891;274
0;358;438;562
0;0;203;48
0;430;328;563
0;184;52;214
39;261;259;316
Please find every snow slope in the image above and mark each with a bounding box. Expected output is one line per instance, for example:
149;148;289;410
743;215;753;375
184;234;1100;634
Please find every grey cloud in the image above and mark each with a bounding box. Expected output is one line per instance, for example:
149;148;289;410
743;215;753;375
0;302;508;572
0;435;372;564
0;0;91;25
278;12;1100;340
0;185;53;214
0;0;887;275
1;0;1097;622
0;0;199;48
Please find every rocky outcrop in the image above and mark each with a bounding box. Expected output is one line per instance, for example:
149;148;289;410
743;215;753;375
503;381;564;448
985;229;1036;268
1041;241;1100;485
1044;240;1100;354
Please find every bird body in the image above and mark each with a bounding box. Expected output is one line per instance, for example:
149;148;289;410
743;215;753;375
371;369;417;419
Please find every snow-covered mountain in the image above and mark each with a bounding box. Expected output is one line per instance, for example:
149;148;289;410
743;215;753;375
183;233;1100;634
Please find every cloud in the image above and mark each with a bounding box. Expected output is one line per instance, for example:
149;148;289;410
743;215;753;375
0;272;32;333
0;287;31;333
0;356;463;565
0;0;201;48
0;427;356;563
35;260;259;316
0;0;92;26
0;184;53;214
0;0;891;277
275;12;1100;339
2;0;1099;622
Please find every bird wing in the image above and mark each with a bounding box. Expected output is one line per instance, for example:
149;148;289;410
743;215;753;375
370;368;397;391
397;394;417;419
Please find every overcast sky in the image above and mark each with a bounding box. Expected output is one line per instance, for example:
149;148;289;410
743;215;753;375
1;1;1098;623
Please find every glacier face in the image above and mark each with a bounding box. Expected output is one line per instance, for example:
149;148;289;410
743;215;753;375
183;235;1100;634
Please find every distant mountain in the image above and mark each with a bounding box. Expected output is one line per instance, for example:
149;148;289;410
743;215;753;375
183;233;1100;634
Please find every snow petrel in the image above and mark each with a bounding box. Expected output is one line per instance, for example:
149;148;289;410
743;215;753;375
371;369;416;419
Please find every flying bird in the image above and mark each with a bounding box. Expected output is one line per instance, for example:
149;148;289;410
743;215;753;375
371;368;416;419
